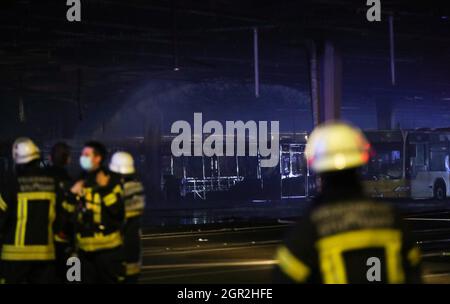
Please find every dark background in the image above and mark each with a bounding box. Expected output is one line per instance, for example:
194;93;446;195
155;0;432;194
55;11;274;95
1;0;450;142
2;1;450;284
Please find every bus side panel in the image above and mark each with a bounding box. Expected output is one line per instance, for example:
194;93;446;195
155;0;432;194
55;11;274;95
410;172;434;199
411;172;450;199
363;179;410;199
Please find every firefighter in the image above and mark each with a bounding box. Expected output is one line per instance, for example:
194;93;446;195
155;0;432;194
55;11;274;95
109;152;145;283
48;142;72;187
70;141;125;283
273;121;422;284
48;142;75;283
0;138;61;283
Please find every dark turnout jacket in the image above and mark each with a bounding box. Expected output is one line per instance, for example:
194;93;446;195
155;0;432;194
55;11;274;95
48;165;75;244
119;174;145;276
72;168;125;252
273;197;422;284
0;162;61;261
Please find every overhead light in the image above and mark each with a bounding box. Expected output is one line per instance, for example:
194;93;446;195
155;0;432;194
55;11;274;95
173;67;180;71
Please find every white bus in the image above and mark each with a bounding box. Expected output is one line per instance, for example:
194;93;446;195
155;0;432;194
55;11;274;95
362;129;450;200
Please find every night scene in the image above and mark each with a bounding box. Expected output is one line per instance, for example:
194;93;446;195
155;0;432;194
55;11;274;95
1;0;450;290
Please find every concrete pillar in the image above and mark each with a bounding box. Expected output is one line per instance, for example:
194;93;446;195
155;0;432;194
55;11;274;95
143;107;163;205
321;41;342;122
308;41;320;127
309;41;342;126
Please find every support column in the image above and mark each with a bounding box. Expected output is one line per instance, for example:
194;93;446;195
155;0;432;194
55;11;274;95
308;41;320;127
308;40;342;126
321;41;342;122
253;27;260;98
144;107;163;205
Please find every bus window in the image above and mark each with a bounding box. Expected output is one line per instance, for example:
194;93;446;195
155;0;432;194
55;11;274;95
429;145;448;172
409;143;428;178
414;144;426;167
361;142;403;180
391;150;401;162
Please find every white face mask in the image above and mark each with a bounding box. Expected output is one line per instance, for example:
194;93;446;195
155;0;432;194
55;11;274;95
79;155;94;171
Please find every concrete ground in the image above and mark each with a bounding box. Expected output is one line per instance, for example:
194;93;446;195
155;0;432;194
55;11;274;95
139;199;450;284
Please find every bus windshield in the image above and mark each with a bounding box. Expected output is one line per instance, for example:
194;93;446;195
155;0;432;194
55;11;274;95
360;142;403;180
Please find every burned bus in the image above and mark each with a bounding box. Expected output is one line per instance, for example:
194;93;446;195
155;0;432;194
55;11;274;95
160;132;312;202
362;129;450;200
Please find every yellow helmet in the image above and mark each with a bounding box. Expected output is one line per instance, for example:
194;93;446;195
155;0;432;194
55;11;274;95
305;121;370;173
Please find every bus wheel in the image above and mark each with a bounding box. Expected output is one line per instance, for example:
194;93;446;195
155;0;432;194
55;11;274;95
434;180;447;201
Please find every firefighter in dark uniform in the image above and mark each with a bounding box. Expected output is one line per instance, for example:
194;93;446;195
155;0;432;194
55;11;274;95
70;141;125;283
273;122;422;284
47;142;75;283
0;138;62;283
109;152;145;283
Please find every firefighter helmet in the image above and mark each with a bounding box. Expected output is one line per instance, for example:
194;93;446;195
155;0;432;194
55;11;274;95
109;151;135;175
305;121;370;173
12;137;41;165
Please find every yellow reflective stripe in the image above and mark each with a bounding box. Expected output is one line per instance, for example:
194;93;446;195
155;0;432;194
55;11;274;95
126;210;143;218
0;195;7;211
14;192;56;248
62;201;76;213
276;246;311;283
90;193;101;224
113;184;123;195
407;247;421;266
14;198;22;245
15;197;27;246
86;202;101;211
21;200;28;246
103;192;118;207
54;234;69;243
77;231;122;252
84;189;92;202
1;244;55;261
18;192;56;201
83;192;102;224
48;195;56;260
85;201;101;223
316;229;404;284
126;262;141;276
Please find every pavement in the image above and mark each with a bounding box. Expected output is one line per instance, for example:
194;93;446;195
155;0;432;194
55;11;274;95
143;198;450;227
138;200;450;284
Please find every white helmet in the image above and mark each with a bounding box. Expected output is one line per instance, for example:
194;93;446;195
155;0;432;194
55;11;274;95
109;151;135;175
12;137;41;165
305;121;370;174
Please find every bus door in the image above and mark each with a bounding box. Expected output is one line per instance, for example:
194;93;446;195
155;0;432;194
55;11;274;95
280;143;308;199
409;134;450;199
360;131;406;198
409;142;432;198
